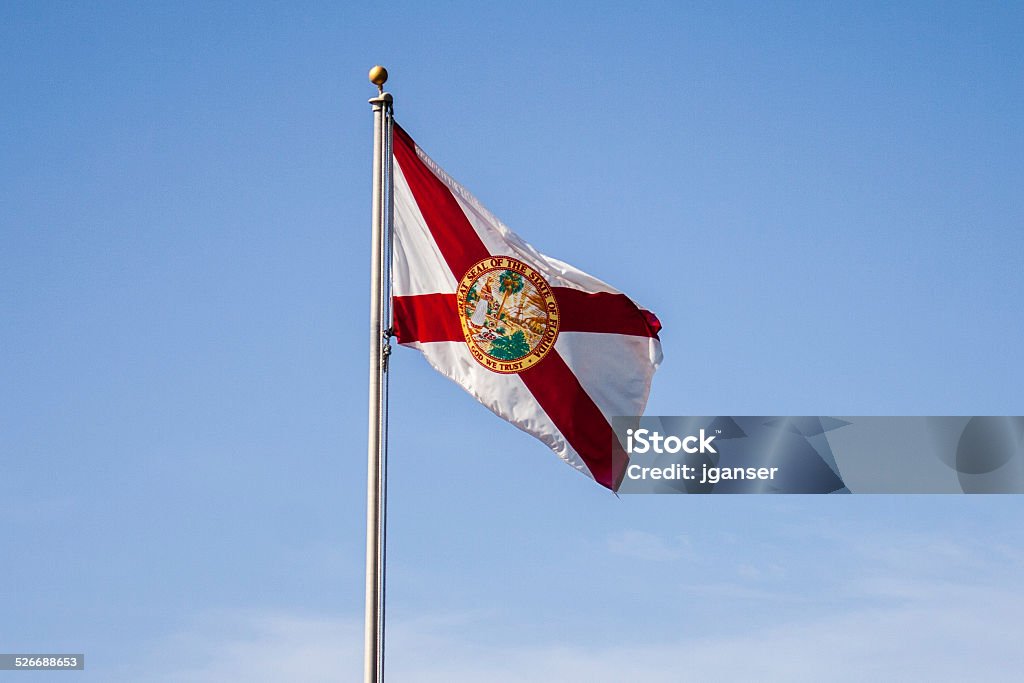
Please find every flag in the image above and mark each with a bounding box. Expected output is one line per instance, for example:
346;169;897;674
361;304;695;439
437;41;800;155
390;124;662;490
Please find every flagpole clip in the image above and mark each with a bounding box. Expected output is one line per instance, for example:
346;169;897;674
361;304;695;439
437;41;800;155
381;328;394;372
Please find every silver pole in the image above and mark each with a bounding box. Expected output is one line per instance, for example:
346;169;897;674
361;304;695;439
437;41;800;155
364;65;392;683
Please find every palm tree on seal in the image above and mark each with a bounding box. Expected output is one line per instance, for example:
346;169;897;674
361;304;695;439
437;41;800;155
494;270;524;322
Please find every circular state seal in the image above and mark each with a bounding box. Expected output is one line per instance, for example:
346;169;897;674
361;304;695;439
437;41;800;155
457;257;560;374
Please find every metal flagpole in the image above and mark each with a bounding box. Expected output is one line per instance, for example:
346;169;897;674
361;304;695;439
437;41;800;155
365;64;393;683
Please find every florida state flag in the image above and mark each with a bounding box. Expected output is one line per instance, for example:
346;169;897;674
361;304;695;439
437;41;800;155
390;124;662;490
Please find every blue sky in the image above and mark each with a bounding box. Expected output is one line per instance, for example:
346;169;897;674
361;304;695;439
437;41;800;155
2;2;1023;680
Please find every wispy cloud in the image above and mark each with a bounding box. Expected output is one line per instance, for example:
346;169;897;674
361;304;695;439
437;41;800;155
135;585;1024;683
607;529;691;561
736;561;785;581
128;530;1024;682
138;611;361;683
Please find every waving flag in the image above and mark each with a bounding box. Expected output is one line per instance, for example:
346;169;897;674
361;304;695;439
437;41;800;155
390;124;662;490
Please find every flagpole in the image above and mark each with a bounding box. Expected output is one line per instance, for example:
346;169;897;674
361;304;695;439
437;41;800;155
365;65;392;683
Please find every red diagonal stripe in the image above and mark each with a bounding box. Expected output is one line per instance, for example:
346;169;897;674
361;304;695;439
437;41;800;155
393;124;491;281
393;294;463;344
393;292;661;344
519;352;628;490
553;288;661;339
392;295;631;489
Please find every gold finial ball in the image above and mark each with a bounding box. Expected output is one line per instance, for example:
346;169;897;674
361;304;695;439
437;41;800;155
368;65;388;87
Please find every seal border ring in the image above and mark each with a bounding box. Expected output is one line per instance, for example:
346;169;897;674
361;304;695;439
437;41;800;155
456;256;560;374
